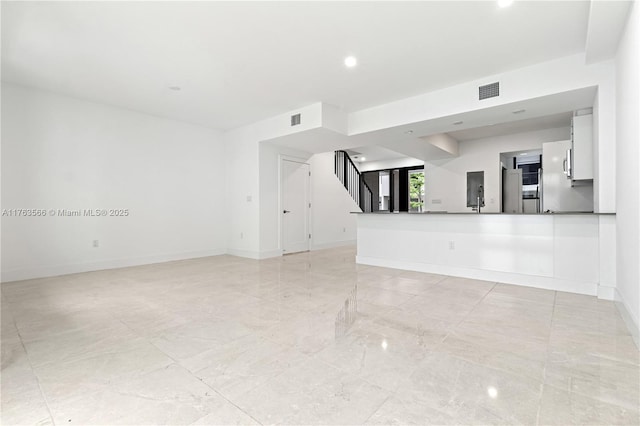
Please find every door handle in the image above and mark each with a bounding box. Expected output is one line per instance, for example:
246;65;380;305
283;210;291;214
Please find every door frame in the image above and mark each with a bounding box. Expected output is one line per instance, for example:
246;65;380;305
278;155;311;255
500;165;507;213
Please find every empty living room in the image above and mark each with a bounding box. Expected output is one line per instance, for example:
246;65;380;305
1;1;639;425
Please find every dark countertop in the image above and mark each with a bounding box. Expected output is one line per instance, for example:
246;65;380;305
352;211;616;216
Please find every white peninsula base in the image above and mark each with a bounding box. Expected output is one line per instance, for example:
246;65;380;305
356;213;616;299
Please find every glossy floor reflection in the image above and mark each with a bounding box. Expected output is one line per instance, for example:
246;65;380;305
2;246;639;425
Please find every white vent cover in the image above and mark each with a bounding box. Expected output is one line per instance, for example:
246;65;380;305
479;82;500;100
291;113;301;126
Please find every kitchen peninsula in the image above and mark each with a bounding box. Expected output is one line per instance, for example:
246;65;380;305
355;211;616;300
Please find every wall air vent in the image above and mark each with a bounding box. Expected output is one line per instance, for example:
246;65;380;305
291;113;301;126
479;82;500;100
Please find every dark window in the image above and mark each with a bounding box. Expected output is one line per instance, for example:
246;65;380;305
518;163;540;185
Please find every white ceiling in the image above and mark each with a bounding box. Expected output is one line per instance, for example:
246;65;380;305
346;146;409;163
447;112;573;141
347;111;572;163
1;1;594;130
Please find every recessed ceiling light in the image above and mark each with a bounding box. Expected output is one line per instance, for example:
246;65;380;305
512;109;526;114
453;121;464;125
169;86;181;91
404;130;414;135
520;152;528;156
360;157;366;162
344;56;357;68
497;0;513;8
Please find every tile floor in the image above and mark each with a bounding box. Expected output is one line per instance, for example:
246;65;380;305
1;246;639;425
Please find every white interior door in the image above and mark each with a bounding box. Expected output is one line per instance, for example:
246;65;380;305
282;159;310;254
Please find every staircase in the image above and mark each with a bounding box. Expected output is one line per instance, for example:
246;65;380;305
334;150;374;212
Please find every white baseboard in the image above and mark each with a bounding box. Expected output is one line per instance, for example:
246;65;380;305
225;248;262;259
1;248;227;283
258;250;284;259
226;248;282;260
228;241;355;260
597;285;616;301
613;288;640;350
356;255;598;296
311;239;356;251
3;242;354;282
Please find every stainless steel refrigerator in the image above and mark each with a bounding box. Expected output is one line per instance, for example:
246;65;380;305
503;168;523;213
541;140;593;212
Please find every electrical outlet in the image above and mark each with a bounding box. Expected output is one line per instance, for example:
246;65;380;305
93;240;99;248
246;195;252;202
240;232;244;239
432;199;442;204
448;241;455;250
343;227;346;232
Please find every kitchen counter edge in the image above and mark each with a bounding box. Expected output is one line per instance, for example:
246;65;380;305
351;211;616;215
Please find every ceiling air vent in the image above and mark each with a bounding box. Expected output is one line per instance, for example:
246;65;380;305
479;82;500;100
291;113;301;126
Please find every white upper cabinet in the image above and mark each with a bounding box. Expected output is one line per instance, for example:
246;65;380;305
571;113;593;181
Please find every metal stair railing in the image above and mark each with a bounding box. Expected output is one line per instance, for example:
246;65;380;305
334;150;374;213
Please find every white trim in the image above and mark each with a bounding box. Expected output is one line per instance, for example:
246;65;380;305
226;248;283;260
258;249;285;259
230;243;356;258
597;285;616;301
225;248;262;259
1;248;226;283
356;255;598;296
312;240;357;251
613;288;640;350
279;155;311;255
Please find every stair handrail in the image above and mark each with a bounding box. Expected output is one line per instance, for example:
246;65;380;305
334;150;374;212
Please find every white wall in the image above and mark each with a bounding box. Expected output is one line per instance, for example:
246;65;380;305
1;83;226;282
257;148;359;256
223;126;261;258
309;152;359;250
423;127;570;213
223;103;323;259
615;0;640;342
223;101;362;259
